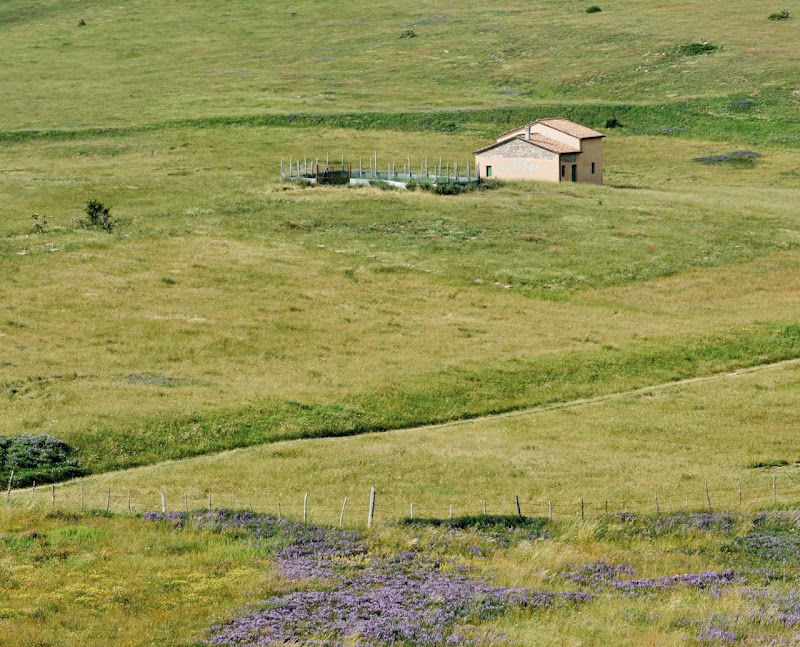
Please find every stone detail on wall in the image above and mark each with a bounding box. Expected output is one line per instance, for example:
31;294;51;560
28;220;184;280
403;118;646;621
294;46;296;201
486;139;557;160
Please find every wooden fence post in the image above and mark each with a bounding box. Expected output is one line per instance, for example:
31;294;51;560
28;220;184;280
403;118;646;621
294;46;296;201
548;500;552;520
161;491;166;514
52;484;55;507
6;470;13;503
367;486;376;529
340;497;348;528
278;501;282;521
303;492;308;524
410;502;413;521
705;483;712;511
483;500;486;516
515;495;522;518
581;498;585;521
128;489;131;513
106;488;111;513
655;491;659;515
773;474;777;505
208;492;212;512
738;479;742;506
449;504;453;519
31;481;36;506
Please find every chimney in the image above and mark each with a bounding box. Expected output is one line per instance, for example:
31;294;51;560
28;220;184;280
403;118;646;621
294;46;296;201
524;124;531;141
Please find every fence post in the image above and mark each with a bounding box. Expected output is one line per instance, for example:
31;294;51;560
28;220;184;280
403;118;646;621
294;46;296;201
340;497;348;527
6;470;13;503
52;484;55;507
359;157;362;178
208;492;212;512
449;504;453;519
581;498;585;521
367;486;376;528
410;502;413;521
773;474;777;505
738;479;742;506
705;483;712;511
483;500;486;515
278;501;282;521
106;488;111;513
374;151;378;179
655;491;659;515
31;481;36;506
548;500;552;520
80;483;84;512
289;156;292;179
161;491;166;514
303;492;308;524
455;162;459;183
128;489;131;513
515;495;522;518
185;493;188;513
280;159;284;180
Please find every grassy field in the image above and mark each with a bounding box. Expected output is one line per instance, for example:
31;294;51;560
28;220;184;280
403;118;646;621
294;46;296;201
3;0;800;644
2;126;800;475
1;0;798;130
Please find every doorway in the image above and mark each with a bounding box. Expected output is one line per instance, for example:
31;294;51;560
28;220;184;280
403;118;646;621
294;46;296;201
571;165;577;182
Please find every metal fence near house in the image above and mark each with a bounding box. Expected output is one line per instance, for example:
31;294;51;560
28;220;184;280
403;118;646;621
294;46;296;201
280;152;479;185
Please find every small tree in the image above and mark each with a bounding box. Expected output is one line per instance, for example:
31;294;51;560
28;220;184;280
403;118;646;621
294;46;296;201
81;199;114;232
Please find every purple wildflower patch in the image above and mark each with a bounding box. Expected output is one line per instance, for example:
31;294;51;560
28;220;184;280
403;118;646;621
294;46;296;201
144;511;589;646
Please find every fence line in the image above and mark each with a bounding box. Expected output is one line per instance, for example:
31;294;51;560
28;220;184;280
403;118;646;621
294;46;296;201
7;474;800;528
280;152;479;184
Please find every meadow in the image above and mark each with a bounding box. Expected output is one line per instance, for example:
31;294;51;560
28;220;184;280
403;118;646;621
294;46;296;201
2;0;800;644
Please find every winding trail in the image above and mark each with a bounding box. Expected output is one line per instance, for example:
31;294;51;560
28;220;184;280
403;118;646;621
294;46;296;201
402;356;800;435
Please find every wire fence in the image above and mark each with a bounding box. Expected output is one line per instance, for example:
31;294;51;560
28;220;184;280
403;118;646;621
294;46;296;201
280;152;478;185
7;473;800;529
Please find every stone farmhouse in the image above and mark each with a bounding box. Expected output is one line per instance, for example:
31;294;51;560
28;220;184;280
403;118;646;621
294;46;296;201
474;118;604;184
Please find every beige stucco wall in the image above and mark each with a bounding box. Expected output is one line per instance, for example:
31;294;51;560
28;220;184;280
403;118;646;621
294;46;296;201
530;123;581;150
475;139;560;182
576;137;603;185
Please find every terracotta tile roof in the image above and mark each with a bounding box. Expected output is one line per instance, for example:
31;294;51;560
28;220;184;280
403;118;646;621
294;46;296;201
535;118;605;139
494;118;605;142
474;135;579;156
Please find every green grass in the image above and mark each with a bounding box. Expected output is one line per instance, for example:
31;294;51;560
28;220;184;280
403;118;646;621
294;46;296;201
45;359;800;522
2;126;800;474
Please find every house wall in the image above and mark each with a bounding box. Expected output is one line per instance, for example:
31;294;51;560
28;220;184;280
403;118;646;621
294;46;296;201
475;139;560;182
576;137;603;185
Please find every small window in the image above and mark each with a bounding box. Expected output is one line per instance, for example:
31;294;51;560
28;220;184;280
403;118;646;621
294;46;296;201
561;165;565;178
486;165;492;177
591;162;596;174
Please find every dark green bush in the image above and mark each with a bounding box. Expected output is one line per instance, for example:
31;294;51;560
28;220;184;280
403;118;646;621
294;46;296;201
400;29;416;38
586;5;602;13
678;42;718;56
0;434;84;487
81;199;114;232
768;10;790;20
605;117;621;128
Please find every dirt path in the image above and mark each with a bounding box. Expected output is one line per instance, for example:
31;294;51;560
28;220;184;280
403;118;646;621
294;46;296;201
404;356;800;435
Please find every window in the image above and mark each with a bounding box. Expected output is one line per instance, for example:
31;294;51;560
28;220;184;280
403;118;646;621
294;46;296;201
591;162;596;174
486;165;492;177
561;165;565;178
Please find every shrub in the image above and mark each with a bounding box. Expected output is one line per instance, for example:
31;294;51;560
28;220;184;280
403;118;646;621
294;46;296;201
678;42;718;56
31;213;48;234
370;180;398;191
0;434;84;487
605;116;621;129
81;199;114;232
586;5;602;13
400;29;416;38
768;10;790;20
